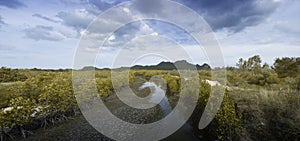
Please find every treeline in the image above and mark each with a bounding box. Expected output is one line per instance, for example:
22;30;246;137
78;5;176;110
1;56;298;89
227;55;300;90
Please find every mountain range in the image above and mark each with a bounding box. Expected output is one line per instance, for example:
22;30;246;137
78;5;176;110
81;60;210;70
130;60;210;70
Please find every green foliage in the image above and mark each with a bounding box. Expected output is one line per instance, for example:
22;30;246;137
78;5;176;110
0;67;28;82
129;71;135;84
38;73;76;115
95;70;111;78
96;78;112;97
0;82;21;108
233;55;280;87
198;70;212;80
272;57;300;90
190;83;242;140
230;88;300;141
164;74;180;94
273;57;300;78
0;97;36;128
20;72;56;100
74;78;97;107
198;81;211;104
213;90;242;141
0;72;78;129
226;71;246;86
237;55;261;71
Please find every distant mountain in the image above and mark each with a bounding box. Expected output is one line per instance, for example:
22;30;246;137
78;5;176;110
81;60;210;70
130;60;210;70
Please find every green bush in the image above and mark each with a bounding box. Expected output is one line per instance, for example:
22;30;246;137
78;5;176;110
0;67;27;82
212;90;242;141
164;75;181;94
0;97;36;128
191;82;242;140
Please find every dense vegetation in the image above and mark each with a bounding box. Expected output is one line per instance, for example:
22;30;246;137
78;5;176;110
0;67;27;82
0;55;299;141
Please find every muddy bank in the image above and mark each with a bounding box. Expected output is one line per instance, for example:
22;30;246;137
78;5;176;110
16;114;200;141
14;97;199;141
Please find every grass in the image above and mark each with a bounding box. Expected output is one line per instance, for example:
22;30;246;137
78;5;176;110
229;88;300;140
0;82;22;108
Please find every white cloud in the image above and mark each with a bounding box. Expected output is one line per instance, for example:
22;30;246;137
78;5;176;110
123;7;130;14
151;32;158;36
95;35;208;68
23;25;66;41
56;8;96;32
108;34;116;41
0;0;298;69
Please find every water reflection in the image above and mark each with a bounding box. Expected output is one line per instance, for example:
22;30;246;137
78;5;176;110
139;82;174;116
139;82;200;141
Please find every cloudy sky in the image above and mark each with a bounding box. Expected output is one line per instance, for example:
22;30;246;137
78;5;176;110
0;0;299;69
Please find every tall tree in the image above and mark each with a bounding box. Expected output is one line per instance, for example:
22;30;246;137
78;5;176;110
273;57;299;78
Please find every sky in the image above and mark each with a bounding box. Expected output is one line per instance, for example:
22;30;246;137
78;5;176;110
0;0;299;69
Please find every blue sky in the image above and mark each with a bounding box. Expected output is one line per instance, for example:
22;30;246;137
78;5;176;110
0;0;299;69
